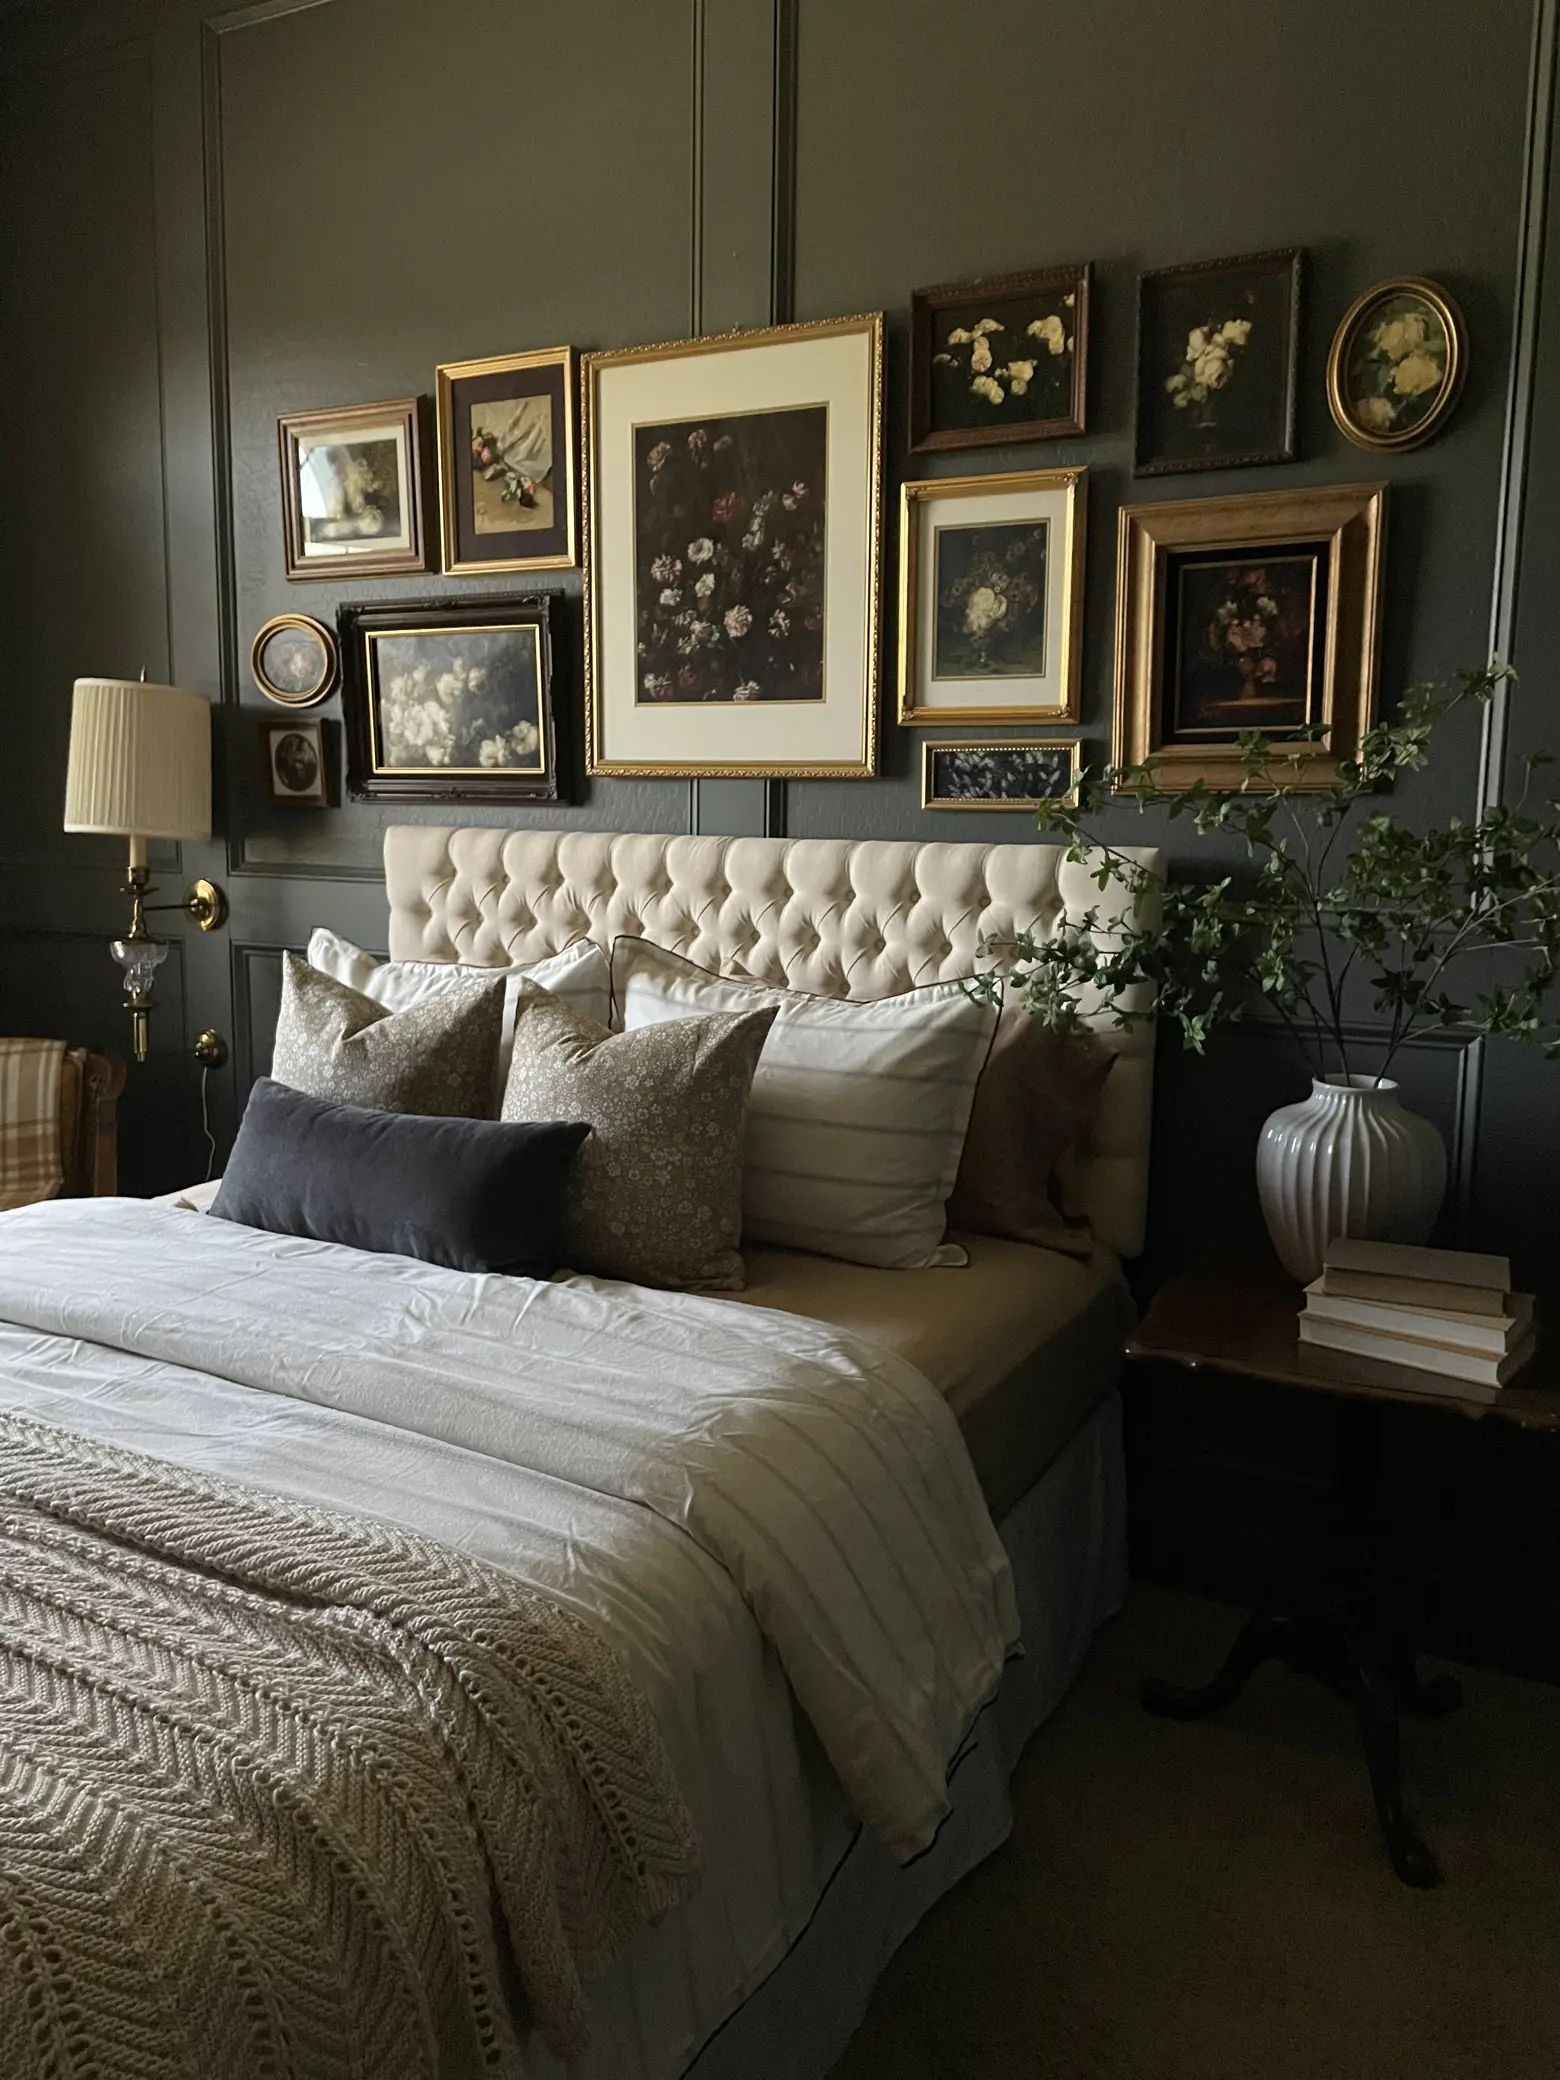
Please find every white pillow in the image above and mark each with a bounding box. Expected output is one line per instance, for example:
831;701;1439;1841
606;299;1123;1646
611;938;997;1269
306;930;610;1081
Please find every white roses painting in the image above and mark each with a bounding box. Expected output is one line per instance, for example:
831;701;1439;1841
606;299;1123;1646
912;262;1090;450
1329;279;1465;452
1136;250;1301;476
342;596;561;804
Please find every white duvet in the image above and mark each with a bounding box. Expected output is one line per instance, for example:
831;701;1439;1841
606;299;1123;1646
0;1198;1018;2075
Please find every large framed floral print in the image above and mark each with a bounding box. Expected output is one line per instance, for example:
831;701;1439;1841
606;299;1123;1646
583;314;884;778
897;468;1084;726
1133;250;1301;477
1113;482;1385;793
338;593;564;804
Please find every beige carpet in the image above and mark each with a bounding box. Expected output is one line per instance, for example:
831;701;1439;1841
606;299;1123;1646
832;1586;1560;2080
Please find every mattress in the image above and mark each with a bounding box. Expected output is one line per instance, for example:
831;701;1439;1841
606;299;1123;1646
727;1235;1134;1517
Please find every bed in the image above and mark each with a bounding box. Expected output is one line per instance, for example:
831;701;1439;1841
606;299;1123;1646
0;826;1159;2080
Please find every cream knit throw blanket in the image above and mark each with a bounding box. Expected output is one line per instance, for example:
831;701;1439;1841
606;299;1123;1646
0;1410;700;2078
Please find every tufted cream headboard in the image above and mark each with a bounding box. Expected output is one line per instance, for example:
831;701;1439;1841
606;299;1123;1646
384;826;1162;1258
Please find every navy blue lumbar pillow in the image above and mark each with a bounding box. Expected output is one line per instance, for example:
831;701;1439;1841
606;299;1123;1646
211;1076;591;1277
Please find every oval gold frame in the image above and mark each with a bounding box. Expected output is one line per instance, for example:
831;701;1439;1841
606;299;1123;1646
1326;276;1466;453
251;614;338;708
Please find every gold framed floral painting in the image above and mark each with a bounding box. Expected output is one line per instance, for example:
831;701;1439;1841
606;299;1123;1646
910;262;1089;451
1134;250;1302;476
1327;278;1465;451
920;738;1081;812
1113;482;1386;793
898;467;1085;726
583;313;883;778
435;345;577;574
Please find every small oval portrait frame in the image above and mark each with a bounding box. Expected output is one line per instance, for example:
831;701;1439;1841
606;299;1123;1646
251;613;338;708
1327;277;1466;453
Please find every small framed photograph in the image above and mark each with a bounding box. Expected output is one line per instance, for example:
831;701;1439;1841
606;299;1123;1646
898;467;1084;726
260;716;338;809
1134;249;1301;476
436;346;577;574
1114;482;1386;792
910;261;1089;452
276;397;428;580
339;592;563;804
250;613;337;708
921;738;1081;812
584;313;883;777
1327;277;1465;452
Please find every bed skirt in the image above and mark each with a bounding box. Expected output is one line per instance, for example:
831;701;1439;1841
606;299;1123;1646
683;1388;1128;2080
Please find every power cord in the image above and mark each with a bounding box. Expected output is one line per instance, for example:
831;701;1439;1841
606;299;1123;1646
200;1064;217;1183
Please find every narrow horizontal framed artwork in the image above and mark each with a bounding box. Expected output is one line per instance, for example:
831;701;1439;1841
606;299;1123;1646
898;466;1085;726
583;312;884;778
1134;249;1302;476
910;261;1089;451
250;614;337;708
338;592;563;804
259;715;339;809
921;737;1081;812
1327;277;1466;452
276;397;429;580
435;345;577;574
1113;481;1386;792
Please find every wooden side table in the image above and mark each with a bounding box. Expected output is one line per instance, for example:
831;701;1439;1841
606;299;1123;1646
1126;1253;1560;1887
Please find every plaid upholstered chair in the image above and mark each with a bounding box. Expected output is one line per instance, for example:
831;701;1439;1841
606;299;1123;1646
0;1040;125;1211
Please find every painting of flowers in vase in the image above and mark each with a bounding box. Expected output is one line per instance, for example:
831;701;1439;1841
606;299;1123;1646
1166;548;1328;742
633;407;828;704
911;262;1090;450
1135;250;1301;475
932;521;1048;679
1327;278;1466;452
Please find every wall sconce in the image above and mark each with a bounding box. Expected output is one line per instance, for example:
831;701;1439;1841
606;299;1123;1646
62;675;228;1063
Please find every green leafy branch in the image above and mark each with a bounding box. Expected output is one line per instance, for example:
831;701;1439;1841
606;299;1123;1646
968;665;1560;1083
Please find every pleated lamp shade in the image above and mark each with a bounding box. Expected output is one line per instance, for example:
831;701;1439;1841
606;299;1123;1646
63;678;212;841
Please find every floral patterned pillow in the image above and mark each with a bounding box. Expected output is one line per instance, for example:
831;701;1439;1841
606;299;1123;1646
501;982;775;1290
270;953;504;1119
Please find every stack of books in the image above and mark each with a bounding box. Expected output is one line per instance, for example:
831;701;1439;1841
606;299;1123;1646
1300;1239;1537;1400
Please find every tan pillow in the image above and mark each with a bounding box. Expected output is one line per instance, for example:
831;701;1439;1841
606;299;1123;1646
502;983;776;1291
947;1011;1113;1256
270;952;504;1118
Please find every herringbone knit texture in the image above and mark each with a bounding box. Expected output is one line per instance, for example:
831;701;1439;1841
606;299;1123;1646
0;1411;701;2078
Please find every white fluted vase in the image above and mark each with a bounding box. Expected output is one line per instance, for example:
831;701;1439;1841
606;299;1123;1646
1255;1076;1447;1285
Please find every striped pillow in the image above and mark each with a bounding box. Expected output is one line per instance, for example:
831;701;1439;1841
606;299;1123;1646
611;939;997;1270
307;930;610;1082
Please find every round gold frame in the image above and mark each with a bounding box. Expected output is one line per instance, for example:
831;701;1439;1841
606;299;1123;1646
1326;276;1466;454
251;613;338;708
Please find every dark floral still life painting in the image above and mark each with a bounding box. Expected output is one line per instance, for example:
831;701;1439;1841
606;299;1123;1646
1166;550;1327;743
634;408;828;704
369;628;543;771
933;520;1049;679
929;294;1075;434
1135;251;1300;474
927;742;1075;805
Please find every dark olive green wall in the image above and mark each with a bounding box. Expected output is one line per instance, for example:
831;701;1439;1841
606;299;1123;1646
0;0;1549;1283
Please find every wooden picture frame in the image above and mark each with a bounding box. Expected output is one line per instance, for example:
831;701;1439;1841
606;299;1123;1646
584;313;884;778
1327;277;1466;452
339;592;564;804
920;737;1081;811
910;261;1090;452
898;467;1085;726
277;396;429;581
435;346;577;574
1113;482;1386;793
259;715;339;809
250;614;338;708
1134;249;1302;476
